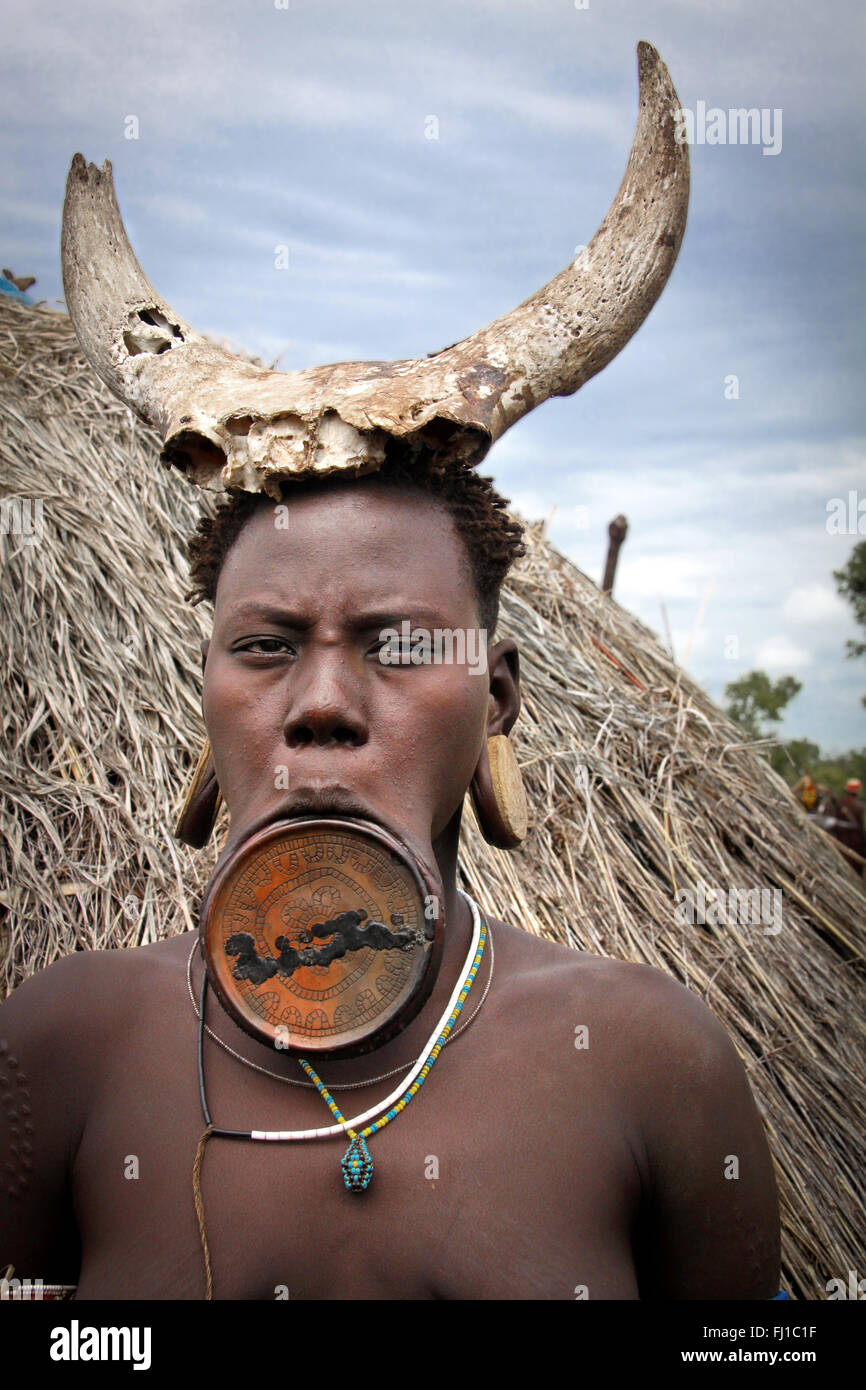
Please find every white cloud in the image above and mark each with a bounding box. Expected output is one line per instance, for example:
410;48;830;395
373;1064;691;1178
0;196;59;228
507;489;559;526
754;635;814;671
671;624;711;660
128;193;209;228
782;584;848;625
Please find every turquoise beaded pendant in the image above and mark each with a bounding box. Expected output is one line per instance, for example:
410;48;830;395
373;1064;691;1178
341;1135;374;1192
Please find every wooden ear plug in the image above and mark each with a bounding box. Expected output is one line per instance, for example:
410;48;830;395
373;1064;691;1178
468;734;528;850
175;738;222;848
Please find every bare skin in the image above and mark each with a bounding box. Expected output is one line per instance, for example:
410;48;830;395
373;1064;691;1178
0;482;781;1300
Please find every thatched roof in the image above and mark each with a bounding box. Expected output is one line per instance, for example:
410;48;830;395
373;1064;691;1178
1;294;864;1299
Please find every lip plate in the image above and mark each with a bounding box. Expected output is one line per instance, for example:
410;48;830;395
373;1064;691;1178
200;815;444;1060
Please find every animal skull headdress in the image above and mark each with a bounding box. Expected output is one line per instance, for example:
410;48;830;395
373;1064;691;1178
61;42;689;498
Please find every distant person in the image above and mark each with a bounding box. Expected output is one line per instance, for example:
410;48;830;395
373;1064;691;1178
792;771;818;812
835;780;866;862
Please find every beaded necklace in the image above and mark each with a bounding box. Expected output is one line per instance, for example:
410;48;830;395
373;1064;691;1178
299;908;487;1190
193;894;487;1292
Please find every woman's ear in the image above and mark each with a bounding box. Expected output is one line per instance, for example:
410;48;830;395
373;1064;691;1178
485;638;520;737
175;739;222;848
467;638;527;849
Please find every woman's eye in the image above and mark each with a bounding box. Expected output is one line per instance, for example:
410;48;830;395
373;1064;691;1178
239;637;293;655
369;639;412;663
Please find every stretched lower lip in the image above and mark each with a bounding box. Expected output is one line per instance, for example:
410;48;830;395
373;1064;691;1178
262;794;383;833
280;808;374;827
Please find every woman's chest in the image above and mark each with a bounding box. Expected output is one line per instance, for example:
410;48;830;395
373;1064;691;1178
72;1060;640;1300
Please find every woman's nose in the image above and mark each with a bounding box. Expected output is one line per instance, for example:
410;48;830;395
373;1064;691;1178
282;651;368;749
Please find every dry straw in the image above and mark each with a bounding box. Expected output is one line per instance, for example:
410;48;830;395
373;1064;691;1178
1;295;864;1300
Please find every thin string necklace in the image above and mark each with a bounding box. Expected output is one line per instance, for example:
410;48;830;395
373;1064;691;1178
186;889;494;1090
193;896;487;1298
197;894;483;1142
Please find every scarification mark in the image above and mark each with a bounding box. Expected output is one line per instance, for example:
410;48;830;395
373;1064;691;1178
1;1044;31;1196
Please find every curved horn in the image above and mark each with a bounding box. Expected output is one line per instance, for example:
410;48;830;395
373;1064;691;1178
61;41;688;497
432;40;690;428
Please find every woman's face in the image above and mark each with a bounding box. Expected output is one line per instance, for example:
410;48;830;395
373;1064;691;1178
202;481;514;873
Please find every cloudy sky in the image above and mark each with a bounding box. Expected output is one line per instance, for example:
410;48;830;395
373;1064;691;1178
3;0;864;750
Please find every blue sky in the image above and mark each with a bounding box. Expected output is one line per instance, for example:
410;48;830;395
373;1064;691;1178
2;0;864;751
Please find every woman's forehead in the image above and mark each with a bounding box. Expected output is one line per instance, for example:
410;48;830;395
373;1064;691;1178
216;483;476;613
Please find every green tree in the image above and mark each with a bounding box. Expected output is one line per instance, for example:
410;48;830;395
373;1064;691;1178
723;673;864;793
769;736;821;781
813;747;866;796
724;670;802;741
833;540;866;705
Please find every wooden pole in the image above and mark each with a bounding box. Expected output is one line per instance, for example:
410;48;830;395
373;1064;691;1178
602;514;628;595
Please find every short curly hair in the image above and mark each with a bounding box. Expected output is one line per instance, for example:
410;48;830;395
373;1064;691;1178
186;455;526;634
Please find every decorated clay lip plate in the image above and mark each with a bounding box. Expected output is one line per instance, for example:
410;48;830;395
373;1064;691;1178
199;817;444;1059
